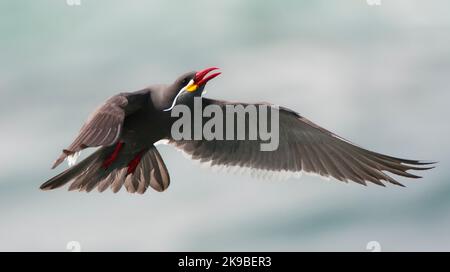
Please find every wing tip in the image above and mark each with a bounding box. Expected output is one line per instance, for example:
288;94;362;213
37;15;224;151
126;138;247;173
39;184;49;191
403;159;438;166
386;178;406;187
39;182;55;191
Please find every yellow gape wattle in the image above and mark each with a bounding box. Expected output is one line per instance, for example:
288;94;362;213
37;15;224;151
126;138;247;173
186;83;198;92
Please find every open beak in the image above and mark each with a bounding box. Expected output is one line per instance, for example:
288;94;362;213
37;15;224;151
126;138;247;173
187;67;221;92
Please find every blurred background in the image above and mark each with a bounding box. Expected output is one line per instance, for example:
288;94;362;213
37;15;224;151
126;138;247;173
0;0;449;251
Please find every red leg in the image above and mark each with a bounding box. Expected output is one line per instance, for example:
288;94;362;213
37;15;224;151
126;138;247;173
127;150;146;175
102;142;124;169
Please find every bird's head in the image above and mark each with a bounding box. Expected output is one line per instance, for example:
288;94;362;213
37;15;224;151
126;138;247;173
164;67;221;111
177;67;220;95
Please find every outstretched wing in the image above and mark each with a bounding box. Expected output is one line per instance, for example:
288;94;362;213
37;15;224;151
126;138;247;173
52;92;147;169
168;98;434;186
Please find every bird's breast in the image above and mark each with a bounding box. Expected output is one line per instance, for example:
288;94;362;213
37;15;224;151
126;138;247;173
121;108;171;146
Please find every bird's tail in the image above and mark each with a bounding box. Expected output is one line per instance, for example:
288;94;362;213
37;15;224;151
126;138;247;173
40;145;170;194
40;147;110;191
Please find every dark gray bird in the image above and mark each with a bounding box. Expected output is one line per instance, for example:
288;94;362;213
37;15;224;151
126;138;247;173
40;67;434;194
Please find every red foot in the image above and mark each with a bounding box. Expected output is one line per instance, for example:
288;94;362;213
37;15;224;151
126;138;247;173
102;142;124;169
127;150;145;175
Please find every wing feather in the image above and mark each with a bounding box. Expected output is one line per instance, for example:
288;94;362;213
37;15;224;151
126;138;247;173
168;98;434;186
52;94;132;169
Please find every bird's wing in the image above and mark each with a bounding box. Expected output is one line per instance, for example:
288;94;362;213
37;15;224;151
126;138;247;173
168;98;434;186
52;92;147;169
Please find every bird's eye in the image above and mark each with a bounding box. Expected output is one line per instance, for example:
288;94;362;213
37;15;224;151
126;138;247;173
181;77;190;86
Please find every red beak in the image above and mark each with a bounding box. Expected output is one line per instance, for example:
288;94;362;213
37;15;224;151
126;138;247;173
194;67;221;86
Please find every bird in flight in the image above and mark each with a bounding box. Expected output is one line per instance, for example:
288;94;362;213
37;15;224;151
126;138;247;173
41;67;434;194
